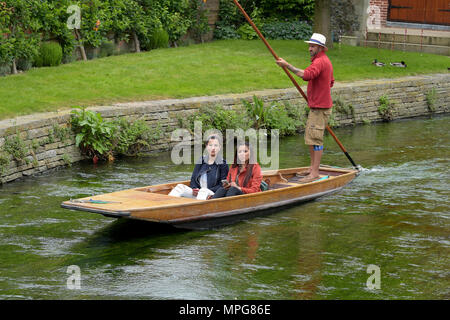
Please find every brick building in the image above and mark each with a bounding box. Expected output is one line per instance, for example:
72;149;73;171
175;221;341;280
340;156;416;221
345;0;450;55
370;0;449;27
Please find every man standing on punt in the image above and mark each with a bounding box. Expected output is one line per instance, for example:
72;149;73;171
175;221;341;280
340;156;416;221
276;33;334;183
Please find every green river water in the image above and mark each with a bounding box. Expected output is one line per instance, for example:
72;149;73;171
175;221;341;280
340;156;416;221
0;115;448;300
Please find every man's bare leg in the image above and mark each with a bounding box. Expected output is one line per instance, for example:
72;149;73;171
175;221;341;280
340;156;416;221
301;145;322;181
297;146;313;176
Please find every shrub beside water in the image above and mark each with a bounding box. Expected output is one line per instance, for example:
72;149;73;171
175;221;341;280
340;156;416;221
180;96;308;138
70;108;163;160
378;94;396;121
34;42;63;67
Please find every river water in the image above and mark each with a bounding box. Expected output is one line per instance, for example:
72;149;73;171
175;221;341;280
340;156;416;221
0;115;448;300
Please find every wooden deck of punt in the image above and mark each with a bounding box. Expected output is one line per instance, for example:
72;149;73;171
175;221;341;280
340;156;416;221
61;166;359;230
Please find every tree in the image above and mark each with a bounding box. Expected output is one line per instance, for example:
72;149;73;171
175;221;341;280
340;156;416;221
313;0;332;49
36;0;76;61
0;0;41;74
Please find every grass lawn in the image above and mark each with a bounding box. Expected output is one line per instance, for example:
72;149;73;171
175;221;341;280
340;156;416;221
0;39;448;120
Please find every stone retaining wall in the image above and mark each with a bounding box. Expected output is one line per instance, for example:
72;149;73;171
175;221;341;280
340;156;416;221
0;73;448;184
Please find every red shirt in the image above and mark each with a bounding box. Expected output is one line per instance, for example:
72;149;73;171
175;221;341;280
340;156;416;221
302;51;334;109
227;163;262;194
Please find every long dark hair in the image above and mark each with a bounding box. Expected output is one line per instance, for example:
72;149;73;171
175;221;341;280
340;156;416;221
231;141;256;187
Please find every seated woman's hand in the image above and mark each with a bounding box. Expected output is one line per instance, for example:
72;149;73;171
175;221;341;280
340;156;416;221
192;188;199;196
229;182;239;190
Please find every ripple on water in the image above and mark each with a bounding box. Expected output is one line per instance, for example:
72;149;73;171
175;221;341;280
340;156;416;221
31;237;85;257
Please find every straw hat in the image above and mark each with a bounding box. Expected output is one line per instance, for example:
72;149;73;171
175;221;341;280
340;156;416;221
305;33;327;50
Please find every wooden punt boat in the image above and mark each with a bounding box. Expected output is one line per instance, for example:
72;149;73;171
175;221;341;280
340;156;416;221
61;166;359;230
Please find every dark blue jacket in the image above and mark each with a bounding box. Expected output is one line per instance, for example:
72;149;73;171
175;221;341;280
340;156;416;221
190;157;229;192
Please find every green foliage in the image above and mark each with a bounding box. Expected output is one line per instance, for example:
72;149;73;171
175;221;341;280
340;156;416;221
3;132;29;163
0;152;10;176
261;20;312;40
34;41;63;67
0;62;11;75
111;118;163;156
243;95;269;129
259;0;314;21
71;108;164;160
35;0;76;60
362;118;371;125
216;0;251;29
99;41;115;58
378;94;395;122
327;112;339;128
284;101;309;130
1;0;208;71
214;0;314;40
188;0;210;42
213;23;240;40
52;123;71;142
0;0;41;68
244;96;303;136
426;88;436;113
264;103;300;136
70;108;114;159
333;96;355;123
331;0;360;40
237;8;264;40
183;105;252;134
237;24;258;40
181;96;308;138
16;58;32;71
62;153;72;167
146;28;169;50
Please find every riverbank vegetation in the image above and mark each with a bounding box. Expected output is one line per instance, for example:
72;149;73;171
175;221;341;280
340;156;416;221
0;39;448;120
178;95;308;138
70;108;162;161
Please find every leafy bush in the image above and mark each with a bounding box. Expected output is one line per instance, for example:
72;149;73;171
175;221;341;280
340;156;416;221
264;103;299;136
331;0;360;40
237;7;264;40
180;96;308;138
243;96;303;136
237;24;259;40
70;108;115;159
188;0;211;43
0;0;41;73
261;20;312;40
378;94;395;121
16;58;33;71
71;108;164;160
182;105;252;134
243;95;269;130
34;42;63;67
111;118;162;156
99;41;116;58
213;22;240;40
0;152;10;176
259;0;314;21
426;88;436;113
3;132;29;163
214;0;314;41
216;0;256;29
147;28;169;50
0;62;11;76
